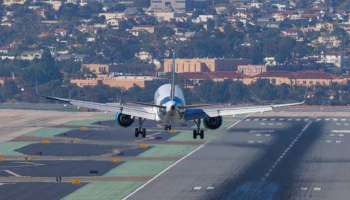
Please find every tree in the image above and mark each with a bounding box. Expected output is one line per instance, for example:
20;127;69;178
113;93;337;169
156;26;175;38
1;80;18;101
58;3;79;20
21;50;62;85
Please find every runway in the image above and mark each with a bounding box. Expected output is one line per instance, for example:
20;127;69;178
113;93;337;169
127;116;350;200
1;108;350;199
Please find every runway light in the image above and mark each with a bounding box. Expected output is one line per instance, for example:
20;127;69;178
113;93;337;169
41;139;50;144
138;143;149;149
111;157;120;163
25;156;32;161
71;179;81;185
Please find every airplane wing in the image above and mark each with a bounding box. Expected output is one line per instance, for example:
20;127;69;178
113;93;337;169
45;96;158;121
184;101;304;120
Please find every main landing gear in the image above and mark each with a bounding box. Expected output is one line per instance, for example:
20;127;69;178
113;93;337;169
135;117;146;138
193;119;204;139
164;125;172;131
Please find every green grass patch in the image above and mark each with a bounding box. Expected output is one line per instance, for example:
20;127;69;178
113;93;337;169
0;142;34;155
26;128;72;137
62;181;143;200
140;144;195;157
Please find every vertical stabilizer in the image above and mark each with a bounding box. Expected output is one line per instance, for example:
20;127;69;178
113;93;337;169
170;51;176;100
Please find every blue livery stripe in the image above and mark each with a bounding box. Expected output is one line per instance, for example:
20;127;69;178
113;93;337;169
160;96;185;106
184;108;208;120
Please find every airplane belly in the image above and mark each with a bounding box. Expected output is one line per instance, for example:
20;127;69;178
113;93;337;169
158;110;183;125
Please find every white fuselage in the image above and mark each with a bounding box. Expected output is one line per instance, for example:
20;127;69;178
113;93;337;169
154;84;185;124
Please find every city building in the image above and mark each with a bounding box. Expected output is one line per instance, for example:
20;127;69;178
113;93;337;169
149;0;186;13
317;53;345;68
163;58;251;73
258;71;347;86
178;70;349;88
82;64;110;77
3;0;26;6
179;71;249;87
150;11;175;22
237;64;267;76
130;25;155;36
70;76;158;90
18;50;43;61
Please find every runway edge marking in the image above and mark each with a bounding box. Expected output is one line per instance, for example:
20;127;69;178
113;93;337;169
122;119;243;200
227;118;244;130
121;143;206;200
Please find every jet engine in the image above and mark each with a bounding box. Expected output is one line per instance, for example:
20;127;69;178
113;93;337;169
116;113;135;127
203;116;223;129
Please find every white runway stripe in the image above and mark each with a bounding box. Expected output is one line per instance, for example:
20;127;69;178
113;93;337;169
332;130;350;133
249;130;275;133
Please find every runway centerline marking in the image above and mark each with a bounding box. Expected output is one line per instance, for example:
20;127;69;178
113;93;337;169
206;186;215;190
300;187;308;191
261;121;312;181
193;186;202;191
123;119;243;200
249;130;275;133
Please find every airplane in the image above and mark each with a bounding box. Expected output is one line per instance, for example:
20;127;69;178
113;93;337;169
45;53;304;139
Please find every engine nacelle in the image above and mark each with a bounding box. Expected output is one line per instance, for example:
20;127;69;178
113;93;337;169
116;113;135;127
203;116;223;129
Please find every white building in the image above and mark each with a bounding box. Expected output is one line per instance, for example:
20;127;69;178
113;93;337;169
149;0;186;13
3;0;26;6
135;51;153;62
18;50;43;61
317;53;344;68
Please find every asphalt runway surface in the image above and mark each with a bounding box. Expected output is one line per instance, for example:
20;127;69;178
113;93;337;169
0;183;81;200
0;160;118;177
2;113;350;200
128;116;350;200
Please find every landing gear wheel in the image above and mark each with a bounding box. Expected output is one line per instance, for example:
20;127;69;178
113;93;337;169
142;128;146;138
135;118;147;138
193;130;197;139
135;128;139;137
199;130;204;139
165;125;171;131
